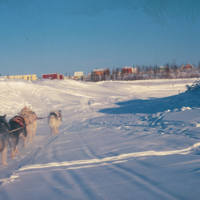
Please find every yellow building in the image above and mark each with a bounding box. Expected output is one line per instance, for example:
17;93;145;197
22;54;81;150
6;74;37;81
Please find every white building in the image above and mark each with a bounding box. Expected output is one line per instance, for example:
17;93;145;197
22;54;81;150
73;71;84;79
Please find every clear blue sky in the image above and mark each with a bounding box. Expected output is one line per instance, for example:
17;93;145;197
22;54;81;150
0;0;200;76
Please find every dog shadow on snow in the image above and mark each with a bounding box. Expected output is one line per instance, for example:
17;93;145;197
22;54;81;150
99;90;200;115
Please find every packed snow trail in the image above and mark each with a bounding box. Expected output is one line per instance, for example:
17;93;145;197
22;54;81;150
15;142;200;172
0;79;200;200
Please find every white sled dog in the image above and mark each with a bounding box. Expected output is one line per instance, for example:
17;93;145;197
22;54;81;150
48;110;62;135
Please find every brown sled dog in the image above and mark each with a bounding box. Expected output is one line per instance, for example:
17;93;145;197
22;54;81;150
48;110;62;135
19;106;37;144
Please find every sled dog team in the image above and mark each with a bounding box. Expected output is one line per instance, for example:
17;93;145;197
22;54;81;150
0;107;62;166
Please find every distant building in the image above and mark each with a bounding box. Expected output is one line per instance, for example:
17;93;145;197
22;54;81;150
73;71;84;80
91;68;110;81
92;69;110;76
42;73;64;80
181;64;194;71
159;66;166;71
4;74;37;81
121;66;138;74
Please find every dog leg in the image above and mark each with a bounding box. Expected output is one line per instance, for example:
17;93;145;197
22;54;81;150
26;125;33;144
50;126;55;135
52;127;55;135
2;146;8;166
29;134;33;143
11;146;17;159
54;127;58;135
16;147;19;154
56;127;59;134
28;126;33;143
11;149;15;159
33;121;37;138
14;147;19;156
52;128;55;136
21;134;27;147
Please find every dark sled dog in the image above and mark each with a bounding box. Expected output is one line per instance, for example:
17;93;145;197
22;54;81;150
9;115;27;159
0;115;10;165
48;110;62;135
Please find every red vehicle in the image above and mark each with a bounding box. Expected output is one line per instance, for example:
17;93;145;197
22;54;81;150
42;73;64;80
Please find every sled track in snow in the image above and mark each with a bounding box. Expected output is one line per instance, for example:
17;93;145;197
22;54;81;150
108;163;179;200
2;141;199;189
15;142;200;172
0;133;61;186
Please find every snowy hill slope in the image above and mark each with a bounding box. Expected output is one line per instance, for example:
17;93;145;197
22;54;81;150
0;78;200;200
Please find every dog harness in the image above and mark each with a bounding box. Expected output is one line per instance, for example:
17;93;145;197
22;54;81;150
12;116;25;127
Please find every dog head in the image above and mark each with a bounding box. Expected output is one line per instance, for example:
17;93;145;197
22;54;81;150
0;115;7;125
0;115;9;130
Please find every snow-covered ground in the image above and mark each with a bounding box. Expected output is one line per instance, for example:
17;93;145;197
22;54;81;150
0;78;200;200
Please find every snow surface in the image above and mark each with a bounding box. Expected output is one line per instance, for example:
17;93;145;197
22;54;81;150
0;78;200;200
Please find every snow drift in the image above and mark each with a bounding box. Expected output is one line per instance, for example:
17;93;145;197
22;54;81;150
0;78;200;200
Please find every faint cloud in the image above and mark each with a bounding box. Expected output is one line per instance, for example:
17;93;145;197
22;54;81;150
61;0;200;22
0;0;199;23
141;0;200;23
